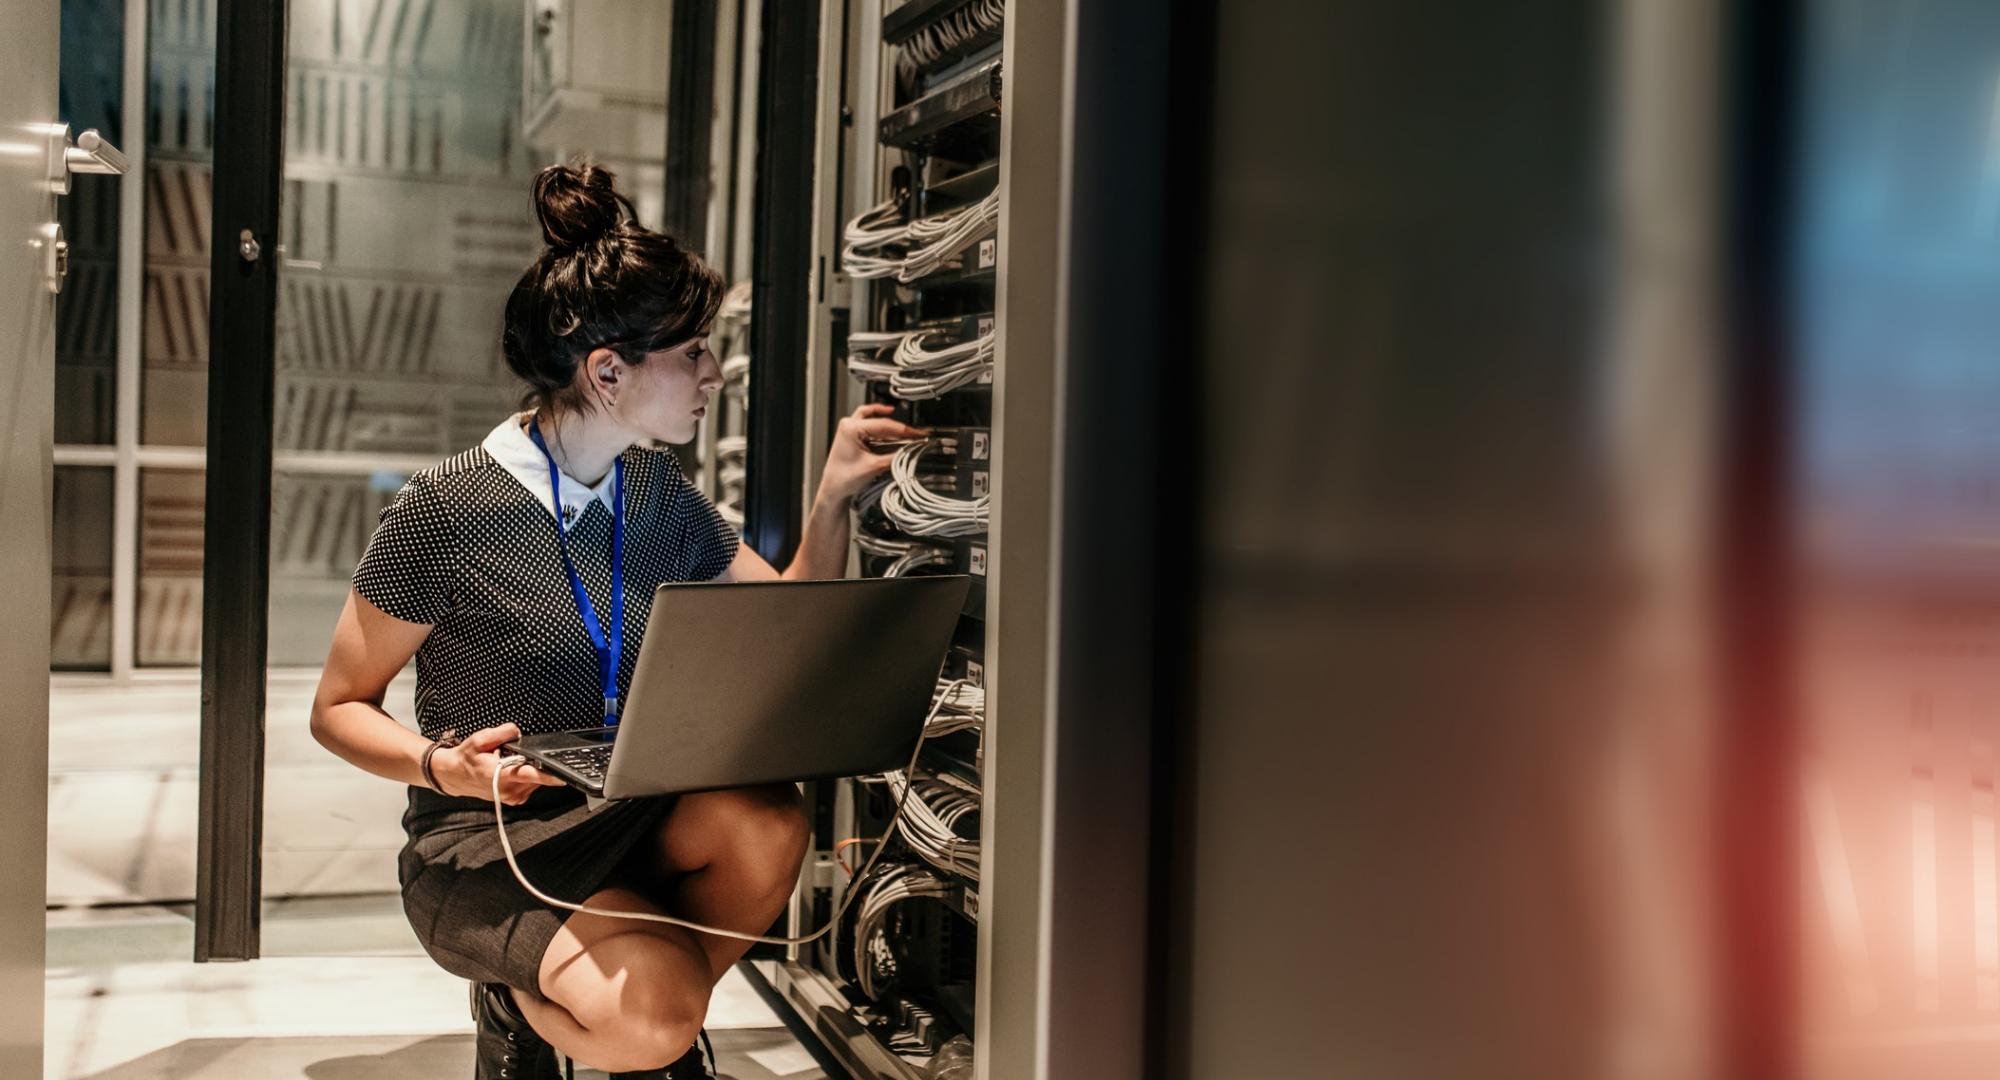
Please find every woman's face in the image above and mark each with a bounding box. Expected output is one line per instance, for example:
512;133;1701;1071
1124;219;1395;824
609;335;722;445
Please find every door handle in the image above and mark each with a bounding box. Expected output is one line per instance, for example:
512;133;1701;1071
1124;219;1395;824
67;129;127;175
45;122;128;195
37;123;128;292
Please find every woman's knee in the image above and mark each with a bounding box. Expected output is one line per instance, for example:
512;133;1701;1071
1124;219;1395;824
598;977;706;1071
555;933;710;1071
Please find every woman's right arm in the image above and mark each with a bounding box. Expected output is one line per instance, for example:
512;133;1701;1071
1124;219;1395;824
310;590;562;803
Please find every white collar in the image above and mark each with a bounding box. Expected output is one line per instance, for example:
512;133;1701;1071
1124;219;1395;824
482;412;620;526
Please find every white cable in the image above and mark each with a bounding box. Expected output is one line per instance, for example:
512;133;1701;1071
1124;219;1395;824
852;861;954;1001
841;197;909;280
844;196;908;249
880;440;988;537
853;529;950;578
714;435;747;526
717;280;753;321
852;530;917;559
893;330;994;397
845;327;994;400
884;546;951;577
897;193;999;283
839;193;999;285
843;331;913;386
894;0;1005;75
845;330;913;356
868;677;983;890
489;685;958;944
894;329;989;372
925;678;983;736
882;768;980;882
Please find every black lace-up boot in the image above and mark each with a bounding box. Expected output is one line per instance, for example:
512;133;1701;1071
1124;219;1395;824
471;981;562;1080
609;1027;716;1079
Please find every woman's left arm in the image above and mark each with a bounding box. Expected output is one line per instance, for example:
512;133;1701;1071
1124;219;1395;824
720;403;925;582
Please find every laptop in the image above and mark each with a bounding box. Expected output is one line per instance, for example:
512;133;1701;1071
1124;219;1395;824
504;576;971;800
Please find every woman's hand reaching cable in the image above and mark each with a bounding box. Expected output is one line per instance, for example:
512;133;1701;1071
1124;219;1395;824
817;403;928;505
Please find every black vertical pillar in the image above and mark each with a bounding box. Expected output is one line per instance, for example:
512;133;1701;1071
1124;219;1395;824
663;0;718;247
1716;0;1800;1075
744;0;817;566
196;0;285;963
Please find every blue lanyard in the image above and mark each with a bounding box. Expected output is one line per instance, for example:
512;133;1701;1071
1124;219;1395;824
526;418;625;725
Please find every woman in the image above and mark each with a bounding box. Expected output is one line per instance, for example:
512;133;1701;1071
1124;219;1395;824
310;161;921;1079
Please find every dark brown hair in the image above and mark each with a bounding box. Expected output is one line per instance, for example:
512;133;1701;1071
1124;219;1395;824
502;161;725;415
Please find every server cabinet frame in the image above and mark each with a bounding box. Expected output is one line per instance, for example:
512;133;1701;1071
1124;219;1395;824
746;1;1075;1077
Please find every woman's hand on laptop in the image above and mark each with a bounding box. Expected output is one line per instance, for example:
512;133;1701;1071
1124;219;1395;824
434;722;565;803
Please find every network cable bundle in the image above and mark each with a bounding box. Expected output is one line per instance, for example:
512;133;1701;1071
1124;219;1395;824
709;282;752;525
845;326;995;400
713;435;747;528
789;1;1007;1072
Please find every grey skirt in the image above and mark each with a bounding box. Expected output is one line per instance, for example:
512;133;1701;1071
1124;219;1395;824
398;784;678;998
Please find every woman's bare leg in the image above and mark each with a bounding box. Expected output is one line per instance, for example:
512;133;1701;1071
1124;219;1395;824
518;886;715;1073
513;784;809;1069
648;783;811;982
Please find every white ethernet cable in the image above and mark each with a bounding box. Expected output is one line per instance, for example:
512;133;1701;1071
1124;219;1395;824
894;328;994;397
844;330;913;385
925;678;983;737
895;328;991;373
846;330;913;356
845;327;994;400
852;529;951;579
840;193;1000;284
881;440;988;538
897;193;999;283
894;0;1005;76
716;279;753;323
842;197;909;280
853;530;919;560
852;861;955;1001
721;354;751;388
880;767;981;883
714;436;748;526
885;545;951;577
489;683;960;945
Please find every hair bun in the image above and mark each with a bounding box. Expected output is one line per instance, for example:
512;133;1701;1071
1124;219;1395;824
532;161;632;249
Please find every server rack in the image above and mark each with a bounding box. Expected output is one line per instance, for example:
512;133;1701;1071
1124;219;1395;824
746;1;1016;1076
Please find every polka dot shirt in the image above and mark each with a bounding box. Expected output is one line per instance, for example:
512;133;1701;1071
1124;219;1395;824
353;422;740;739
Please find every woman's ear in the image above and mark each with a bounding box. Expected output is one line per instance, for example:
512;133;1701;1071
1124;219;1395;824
584;347;625;403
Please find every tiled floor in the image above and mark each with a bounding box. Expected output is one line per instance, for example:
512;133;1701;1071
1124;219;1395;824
46;673;828;1080
48;671;417;906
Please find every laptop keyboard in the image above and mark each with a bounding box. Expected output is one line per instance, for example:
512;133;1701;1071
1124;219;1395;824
541;744;612;784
